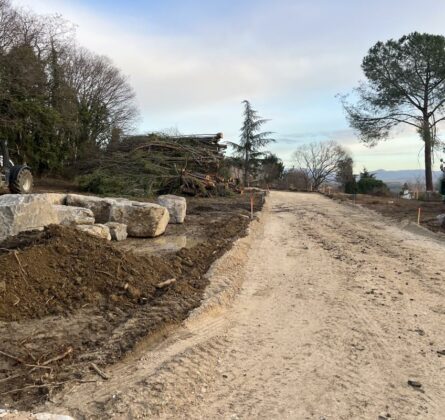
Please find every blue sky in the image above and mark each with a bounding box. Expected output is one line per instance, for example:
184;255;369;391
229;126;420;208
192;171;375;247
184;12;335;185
14;0;445;171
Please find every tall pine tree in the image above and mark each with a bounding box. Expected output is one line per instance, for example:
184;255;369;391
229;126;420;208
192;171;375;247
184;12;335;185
230;100;274;186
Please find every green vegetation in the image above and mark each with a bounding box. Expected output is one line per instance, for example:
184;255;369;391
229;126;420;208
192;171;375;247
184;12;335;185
260;153;284;185
336;156;357;194
357;169;389;195
0;0;137;175
229;100;275;186
343;32;445;192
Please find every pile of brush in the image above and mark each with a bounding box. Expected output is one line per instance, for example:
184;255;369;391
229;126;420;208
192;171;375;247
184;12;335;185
76;132;235;196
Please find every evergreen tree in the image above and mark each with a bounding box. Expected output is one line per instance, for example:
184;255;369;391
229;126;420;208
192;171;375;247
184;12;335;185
343;32;445;191
230;100;274;186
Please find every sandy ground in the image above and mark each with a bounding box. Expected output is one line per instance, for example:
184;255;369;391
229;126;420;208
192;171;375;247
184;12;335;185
39;191;445;419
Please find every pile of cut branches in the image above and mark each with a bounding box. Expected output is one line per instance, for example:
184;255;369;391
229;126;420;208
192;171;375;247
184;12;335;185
75;133;231;196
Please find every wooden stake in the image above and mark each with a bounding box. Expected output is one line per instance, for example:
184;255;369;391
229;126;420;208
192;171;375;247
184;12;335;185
417;207;421;225
250;192;254;220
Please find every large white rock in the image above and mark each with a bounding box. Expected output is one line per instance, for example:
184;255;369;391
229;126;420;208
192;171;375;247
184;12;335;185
66;194;116;223
105;222;128;241
0;409;74;419
109;201;169;237
76;224;111;240
0;194;59;241
157;194;187;224
34;193;66;205
437;213;445;226
53;205;95;225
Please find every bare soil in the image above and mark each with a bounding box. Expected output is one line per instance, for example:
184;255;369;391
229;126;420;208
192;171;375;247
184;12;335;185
0;194;262;411
40;191;445;419
331;192;445;234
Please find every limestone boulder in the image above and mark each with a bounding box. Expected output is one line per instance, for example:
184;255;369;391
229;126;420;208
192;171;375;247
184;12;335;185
0;194;59;241
105;222;128;241
66;194;116;223
437;213;445;227
0;409;74;420
53;205;95;226
76;224;111;240
157;194;187;224
109;201;169;237
27;193;67;205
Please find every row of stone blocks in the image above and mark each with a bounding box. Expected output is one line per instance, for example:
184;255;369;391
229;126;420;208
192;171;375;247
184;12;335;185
0;193;187;242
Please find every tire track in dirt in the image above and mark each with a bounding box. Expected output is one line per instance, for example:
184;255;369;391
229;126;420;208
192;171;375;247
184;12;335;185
42;192;445;419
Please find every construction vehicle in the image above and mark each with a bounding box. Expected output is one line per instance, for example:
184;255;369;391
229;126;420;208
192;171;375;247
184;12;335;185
0;140;33;194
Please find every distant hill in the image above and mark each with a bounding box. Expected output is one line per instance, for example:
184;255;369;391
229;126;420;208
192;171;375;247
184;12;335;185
369;169;443;192
372;169;442;183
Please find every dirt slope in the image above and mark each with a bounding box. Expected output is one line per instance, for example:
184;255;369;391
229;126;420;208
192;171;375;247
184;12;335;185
0;195;260;411
42;192;445;419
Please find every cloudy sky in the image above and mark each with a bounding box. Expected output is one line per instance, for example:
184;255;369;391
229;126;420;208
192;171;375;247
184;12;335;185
14;0;445;171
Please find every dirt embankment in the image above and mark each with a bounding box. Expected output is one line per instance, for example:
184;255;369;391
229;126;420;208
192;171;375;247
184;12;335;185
0;194;261;411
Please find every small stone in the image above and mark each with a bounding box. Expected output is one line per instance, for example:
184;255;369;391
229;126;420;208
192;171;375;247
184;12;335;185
105;222;128;241
407;380;422;388
76;224;111;241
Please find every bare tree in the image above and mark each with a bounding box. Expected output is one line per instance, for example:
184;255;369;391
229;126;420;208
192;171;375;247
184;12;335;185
293;140;350;189
0;1;139;172
0;0;19;52
276;168;310;191
64;47;138;151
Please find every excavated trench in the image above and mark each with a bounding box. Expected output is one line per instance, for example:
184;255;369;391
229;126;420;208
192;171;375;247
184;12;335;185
0;194;262;411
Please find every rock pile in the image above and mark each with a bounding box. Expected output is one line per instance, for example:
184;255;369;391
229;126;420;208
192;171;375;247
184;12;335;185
0;193;187;242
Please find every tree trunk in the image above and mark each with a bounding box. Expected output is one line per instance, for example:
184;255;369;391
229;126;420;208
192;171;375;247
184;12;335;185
243;150;249;187
423;118;434;192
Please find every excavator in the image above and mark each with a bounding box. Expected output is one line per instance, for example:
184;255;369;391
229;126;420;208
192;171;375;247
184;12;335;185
0;140;33;194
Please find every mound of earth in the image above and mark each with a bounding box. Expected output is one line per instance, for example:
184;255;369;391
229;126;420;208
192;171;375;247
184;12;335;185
0;194;259;410
0;225;173;321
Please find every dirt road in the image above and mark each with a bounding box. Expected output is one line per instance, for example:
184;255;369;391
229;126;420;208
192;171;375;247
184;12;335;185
45;191;445;419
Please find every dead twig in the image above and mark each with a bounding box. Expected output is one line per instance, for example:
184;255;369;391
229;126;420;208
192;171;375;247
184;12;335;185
0;373;24;383
156;278;176;289
95;270;113;278
90;362;109;380
0;349;53;371
0;349;26;365
40;347;73;366
13;251;28;285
